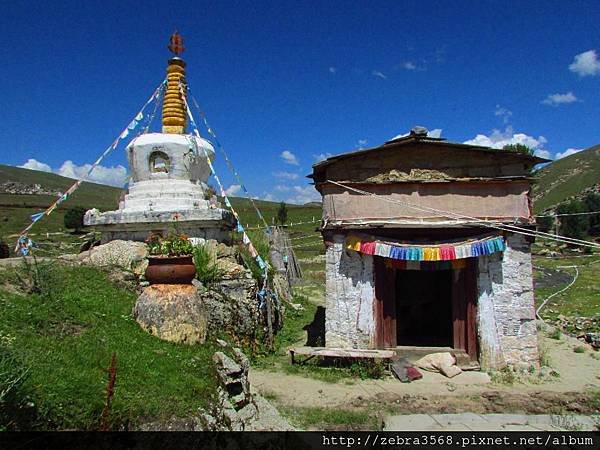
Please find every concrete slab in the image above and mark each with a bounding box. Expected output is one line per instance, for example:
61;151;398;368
383;414;439;431
384;414;600;432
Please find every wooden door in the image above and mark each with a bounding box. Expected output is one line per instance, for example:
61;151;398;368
452;259;478;360
374;256;396;348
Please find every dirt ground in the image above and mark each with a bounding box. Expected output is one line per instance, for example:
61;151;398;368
250;331;600;419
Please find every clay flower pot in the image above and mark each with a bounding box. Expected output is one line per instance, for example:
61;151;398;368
145;255;196;285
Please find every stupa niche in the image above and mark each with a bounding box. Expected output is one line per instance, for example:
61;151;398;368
84;33;235;243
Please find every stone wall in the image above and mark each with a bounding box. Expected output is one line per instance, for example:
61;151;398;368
325;234;375;348
476;232;539;370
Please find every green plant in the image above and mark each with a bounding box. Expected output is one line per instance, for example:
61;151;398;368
503;143;535;156
192;244;223;287
64;207;87;233
573;345;586;353
145;233;194;257
277;202;288;226
0;240;9;259
350;360;387;380
557;200;590;241
15;255;55;297
549;328;563;340
239;230;272;282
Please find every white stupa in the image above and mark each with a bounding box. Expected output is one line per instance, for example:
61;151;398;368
84;33;235;243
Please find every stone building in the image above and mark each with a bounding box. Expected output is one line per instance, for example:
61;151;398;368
85;33;235;243
310;128;549;370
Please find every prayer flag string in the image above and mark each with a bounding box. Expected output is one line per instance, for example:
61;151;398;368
15;80;167;255
345;234;506;263
179;84;269;278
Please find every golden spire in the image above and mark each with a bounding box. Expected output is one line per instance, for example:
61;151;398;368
162;31;187;134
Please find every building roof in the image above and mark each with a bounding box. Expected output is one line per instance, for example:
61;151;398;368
310;131;551;178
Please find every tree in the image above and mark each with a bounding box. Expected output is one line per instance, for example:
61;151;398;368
536;215;554;233
502;143;535;156
583;193;600;235
276;201;288;226
556;200;589;242
64;207;87;233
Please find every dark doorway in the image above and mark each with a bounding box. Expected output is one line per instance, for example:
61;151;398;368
395;270;453;347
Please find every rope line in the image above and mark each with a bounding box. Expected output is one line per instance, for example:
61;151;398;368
14;80;166;254
188;89;270;233
535;265;579;320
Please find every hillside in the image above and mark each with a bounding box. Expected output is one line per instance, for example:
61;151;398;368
533;144;600;212
0;164;321;241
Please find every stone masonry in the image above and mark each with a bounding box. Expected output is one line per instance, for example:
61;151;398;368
325;234;375;348
325;232;539;370
477;233;539;370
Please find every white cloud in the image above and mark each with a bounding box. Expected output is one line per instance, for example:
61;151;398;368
313;152;333;162
371;70;387;80
357;139;368;149
19;158;52;173
463;126;548;152
328;66;337;74
280;150;299;166
494;105;513;124
56;160;128;187
402;61;417;71
275;184;291;192
273;171;299;181
224;184;242;196
542;91;579;106
569;49;600;77
286;185;321;205
18;159;127;186
261;192;277;202
535;149;552;160
555;148;583;160
428;128;443;138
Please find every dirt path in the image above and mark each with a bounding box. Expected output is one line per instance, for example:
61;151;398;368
250;334;600;414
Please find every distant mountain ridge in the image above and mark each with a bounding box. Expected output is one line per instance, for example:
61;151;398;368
533;144;600;213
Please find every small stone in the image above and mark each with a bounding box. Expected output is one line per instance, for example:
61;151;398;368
446;383;457;392
216;339;228;347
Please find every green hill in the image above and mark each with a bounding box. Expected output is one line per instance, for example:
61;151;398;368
0;164;321;243
533;144;600;213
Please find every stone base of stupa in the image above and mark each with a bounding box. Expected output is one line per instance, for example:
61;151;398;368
85;207;236;244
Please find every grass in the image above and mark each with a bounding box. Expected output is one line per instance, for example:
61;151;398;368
0;261;220;430
282;406;379;431
532;144;600;212
533;255;600;333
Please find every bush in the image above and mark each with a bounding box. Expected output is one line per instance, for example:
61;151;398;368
536;215;555;233
584;193;600;235
277;202;288;226
239;230;271;282
557;200;589;242
0;240;9;259
64;207;87;233
503;143;535;156
192;245;223;287
145;233;193;257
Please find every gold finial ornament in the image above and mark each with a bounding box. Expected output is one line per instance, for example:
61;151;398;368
162;31;187;134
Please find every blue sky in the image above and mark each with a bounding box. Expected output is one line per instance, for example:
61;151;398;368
1;0;599;204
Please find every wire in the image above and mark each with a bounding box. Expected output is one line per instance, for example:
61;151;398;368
535;265;579;320
188;89;270;232
536;210;600;217
326;180;600;250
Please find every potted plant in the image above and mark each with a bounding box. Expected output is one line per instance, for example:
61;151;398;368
144;233;196;285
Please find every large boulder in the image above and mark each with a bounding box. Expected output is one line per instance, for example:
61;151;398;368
133;284;207;344
81;240;148;276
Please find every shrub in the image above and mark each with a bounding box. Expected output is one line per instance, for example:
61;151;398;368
503;143;535;156
277;202;288;226
536;215;555;233
64;207;87;233
573;345;586;354
192;245;223;287
557;200;589;241
145;233;193;257
239;230;271;282
0;240;9;259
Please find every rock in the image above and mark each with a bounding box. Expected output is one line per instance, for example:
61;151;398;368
82;240;148;275
208;348;295;431
133;284;207;344
216;339;228;347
